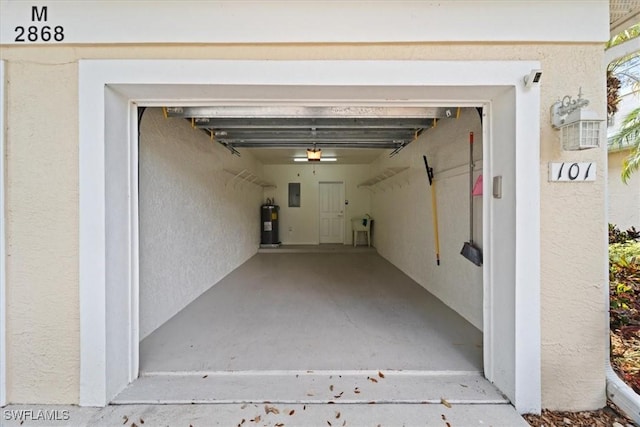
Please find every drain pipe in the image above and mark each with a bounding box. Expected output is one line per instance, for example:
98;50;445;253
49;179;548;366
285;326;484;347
607;354;640;423
603;44;640;424
604;154;640;423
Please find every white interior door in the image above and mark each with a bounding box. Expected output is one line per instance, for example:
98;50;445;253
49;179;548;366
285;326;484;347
319;182;344;244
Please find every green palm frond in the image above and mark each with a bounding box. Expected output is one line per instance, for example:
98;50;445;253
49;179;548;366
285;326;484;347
622;147;640;184
606;25;639;182
610;106;640;183
611;106;640;147
607;24;640;49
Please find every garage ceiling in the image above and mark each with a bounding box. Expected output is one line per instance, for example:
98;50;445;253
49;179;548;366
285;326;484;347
164;106;449;164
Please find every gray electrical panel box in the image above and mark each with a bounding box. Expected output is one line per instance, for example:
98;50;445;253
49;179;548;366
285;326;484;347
288;182;301;207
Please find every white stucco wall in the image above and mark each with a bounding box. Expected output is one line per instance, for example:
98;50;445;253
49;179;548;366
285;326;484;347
538;50;607;411
2;57;80;404
372;109;483;330
262;165;371;245
139;108;262;339
0;42;606;410
608;150;640;230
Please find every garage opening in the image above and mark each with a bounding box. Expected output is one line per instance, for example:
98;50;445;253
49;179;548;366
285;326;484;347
79;59;541;412
110;104;494;404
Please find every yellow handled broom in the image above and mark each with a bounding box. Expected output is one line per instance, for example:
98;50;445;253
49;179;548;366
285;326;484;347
423;155;440;266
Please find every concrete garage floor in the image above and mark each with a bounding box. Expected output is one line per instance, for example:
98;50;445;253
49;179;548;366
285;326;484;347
102;249;526;423
139;251;483;373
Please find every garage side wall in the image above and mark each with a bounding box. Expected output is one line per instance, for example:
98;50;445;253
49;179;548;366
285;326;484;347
371;109;484;330
139;108;263;339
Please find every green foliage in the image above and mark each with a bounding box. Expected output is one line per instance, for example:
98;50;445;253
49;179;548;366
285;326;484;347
610;241;640;263
610;225;640;329
607;24;640;182
606;24;640;49
609;106;640;183
607;24;640;85
622;143;640;184
607;24;640;93
609;224;640;244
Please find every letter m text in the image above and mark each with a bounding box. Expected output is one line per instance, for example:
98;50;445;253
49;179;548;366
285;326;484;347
32;6;48;22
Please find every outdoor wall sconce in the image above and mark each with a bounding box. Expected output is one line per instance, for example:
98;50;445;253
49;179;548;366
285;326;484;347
551;88;603;150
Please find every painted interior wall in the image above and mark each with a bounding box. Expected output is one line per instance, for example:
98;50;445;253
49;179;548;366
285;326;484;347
139;108;263;339
262;165;371;245
0;43;606;410
371;109;483;330
608;150;640;230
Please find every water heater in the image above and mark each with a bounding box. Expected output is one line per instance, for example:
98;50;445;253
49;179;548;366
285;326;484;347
260;204;280;246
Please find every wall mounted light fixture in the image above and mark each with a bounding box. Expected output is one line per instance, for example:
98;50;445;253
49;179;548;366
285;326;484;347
551;88;603;150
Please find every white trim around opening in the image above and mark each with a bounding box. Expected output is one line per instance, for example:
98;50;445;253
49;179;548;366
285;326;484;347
1;60;7;408
78;60;541;413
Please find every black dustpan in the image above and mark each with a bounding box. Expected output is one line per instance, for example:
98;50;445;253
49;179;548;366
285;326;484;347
461;240;483;266
461;132;483;266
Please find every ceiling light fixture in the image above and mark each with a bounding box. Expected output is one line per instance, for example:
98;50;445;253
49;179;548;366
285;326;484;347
294;157;337;162
306;145;322;161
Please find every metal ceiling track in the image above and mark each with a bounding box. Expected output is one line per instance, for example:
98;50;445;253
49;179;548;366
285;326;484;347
165;106;448;119
165;106;449;156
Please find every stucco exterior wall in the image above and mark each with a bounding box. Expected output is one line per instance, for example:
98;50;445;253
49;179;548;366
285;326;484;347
372;109;484;330
608;150;640;230
139;108;263;339
0;43;606;410
3;58;79;404
536;47;607;411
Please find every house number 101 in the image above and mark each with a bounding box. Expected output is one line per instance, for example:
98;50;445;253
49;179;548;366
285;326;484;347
549;162;596;182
